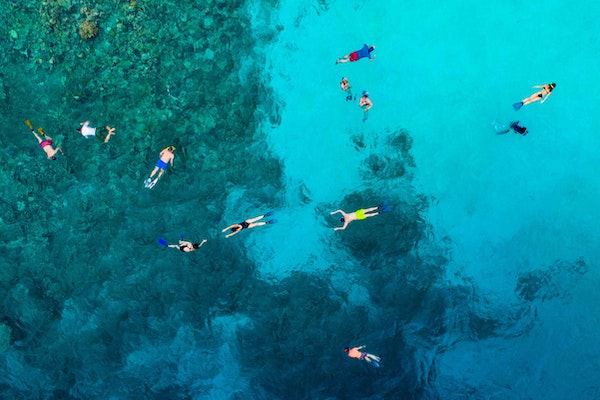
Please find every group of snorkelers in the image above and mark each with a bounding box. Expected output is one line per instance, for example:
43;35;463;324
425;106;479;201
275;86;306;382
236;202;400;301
23;44;557;369
494;82;556;136
336;44;376;122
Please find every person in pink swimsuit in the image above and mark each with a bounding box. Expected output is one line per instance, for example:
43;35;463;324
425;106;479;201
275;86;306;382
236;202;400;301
25;120;63;160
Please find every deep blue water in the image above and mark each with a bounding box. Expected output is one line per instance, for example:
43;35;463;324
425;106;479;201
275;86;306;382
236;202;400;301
1;1;599;399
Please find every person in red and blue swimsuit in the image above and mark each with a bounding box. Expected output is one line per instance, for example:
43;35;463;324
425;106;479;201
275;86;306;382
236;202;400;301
336;44;376;64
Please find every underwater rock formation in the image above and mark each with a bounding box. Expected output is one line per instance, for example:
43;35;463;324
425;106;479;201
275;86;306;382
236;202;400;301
78;20;98;40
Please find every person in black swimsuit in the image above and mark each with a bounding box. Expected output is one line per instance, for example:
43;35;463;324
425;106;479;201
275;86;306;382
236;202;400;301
222;211;276;238
166;238;207;252
514;83;556;110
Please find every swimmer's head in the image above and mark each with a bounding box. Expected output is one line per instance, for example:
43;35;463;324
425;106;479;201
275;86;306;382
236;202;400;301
549;83;556;90
341;77;348;82
362;91;369;97
231;226;240;232
344;347;350;353
193;243;200;249
368;46;375;52
340;217;345;223
166;146;176;152
51;156;57;161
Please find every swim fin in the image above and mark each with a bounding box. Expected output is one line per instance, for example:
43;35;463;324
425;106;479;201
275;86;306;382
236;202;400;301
25;120;33;131
148;178;159;189
37;127;46;136
266;219;278;225
378;201;392;214
144;178;152;188
370;360;381;368
512;102;523;111
265;211;274;217
158;238;168;247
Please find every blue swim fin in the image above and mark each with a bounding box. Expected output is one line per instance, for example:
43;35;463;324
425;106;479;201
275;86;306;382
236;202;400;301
371;360;381;368
158;238;168;247
378;201;391;214
266;219;278;225
265;211;274;217
512;102;523;111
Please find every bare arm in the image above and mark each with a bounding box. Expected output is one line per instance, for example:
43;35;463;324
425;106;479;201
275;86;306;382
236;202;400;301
540;91;553;103
330;210;342;215
223;225;241;238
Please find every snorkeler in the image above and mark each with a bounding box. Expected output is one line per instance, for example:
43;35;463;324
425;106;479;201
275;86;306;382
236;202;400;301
495;121;528;136
336;44;376;64
222;211;277;238
359;91;373;122
145;146;176;189
78;120;116;142
158;236;207;252
340;77;353;101
330;201;391;231
344;346;381;367
25;119;63;160
513;83;556;111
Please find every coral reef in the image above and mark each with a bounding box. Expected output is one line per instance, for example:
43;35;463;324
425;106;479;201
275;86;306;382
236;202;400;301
78;20;98;40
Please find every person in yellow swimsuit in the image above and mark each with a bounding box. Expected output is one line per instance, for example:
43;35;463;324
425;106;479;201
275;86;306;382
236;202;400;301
330;201;391;231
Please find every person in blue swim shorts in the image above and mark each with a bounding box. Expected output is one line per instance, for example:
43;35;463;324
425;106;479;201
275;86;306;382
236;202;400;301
145;146;176;188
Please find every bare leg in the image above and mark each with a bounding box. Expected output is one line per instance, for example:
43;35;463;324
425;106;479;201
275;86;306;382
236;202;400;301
246;214;267;224
31;131;43;143
149;167;159;178
363;206;380;218
336;55;350;64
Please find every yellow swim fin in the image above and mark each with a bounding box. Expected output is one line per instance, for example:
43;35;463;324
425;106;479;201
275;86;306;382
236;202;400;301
25;119;33;131
37;127;45;136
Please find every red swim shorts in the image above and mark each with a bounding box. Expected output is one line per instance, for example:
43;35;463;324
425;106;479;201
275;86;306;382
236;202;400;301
349;51;359;62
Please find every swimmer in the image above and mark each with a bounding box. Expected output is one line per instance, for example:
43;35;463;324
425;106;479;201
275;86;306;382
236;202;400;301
159;237;207;252
78;121;116;142
495;120;528;135
513;83;556;111
222;211;276;238
359;91;373;122
331;201;391;231
340;77;353;101
25;119;63;160
336;44;376;64
77;120;97;138
344;346;381;367
145;146;175;188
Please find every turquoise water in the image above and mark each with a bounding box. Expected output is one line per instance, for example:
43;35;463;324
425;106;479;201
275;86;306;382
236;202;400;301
1;0;599;399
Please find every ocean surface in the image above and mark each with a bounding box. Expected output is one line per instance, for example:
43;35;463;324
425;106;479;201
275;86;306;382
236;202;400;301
1;0;599;399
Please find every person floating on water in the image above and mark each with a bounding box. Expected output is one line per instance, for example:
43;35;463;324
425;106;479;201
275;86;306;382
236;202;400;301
495;121;528;136
359;91;373;123
25;119;63;160
330;201;391;231
158;236;207;252
336;44;376;64
78;120;116;142
513;83;556;111
344;345;381;367
340;77;353;101
222;211;277;238
145;146;175;189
